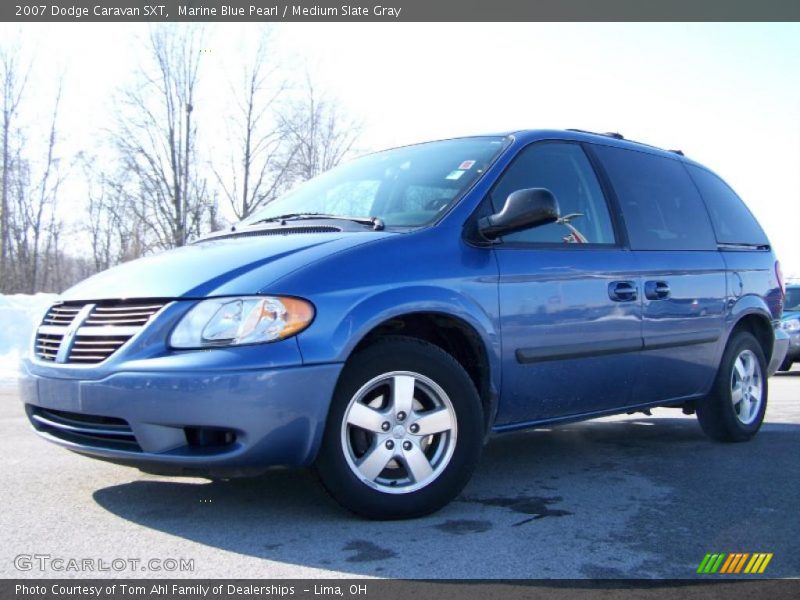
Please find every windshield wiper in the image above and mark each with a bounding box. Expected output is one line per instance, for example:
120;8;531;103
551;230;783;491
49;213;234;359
253;212;324;223
249;213;385;231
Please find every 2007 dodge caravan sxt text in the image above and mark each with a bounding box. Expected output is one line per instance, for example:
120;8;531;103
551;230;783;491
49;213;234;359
20;129;790;519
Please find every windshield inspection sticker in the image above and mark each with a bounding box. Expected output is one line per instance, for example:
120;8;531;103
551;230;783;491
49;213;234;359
446;170;466;180
458;160;476;170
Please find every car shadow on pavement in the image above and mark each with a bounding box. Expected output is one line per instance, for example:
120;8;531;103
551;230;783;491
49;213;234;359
92;415;800;578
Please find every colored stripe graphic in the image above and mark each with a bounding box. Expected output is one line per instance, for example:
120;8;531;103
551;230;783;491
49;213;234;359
744;555;758;573
734;553;749;573
697;554;713;573
710;554;725;573
700;553;773;574
720;553;736;574
701;554;719;574
758;553;773;573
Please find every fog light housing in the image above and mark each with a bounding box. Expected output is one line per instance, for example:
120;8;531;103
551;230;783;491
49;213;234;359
184;427;237;449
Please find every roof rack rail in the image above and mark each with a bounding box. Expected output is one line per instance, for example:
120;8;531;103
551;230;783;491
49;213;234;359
567;128;685;156
567;129;625;140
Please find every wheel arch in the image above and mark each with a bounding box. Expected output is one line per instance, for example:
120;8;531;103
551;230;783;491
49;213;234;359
332;287;501;433
727;295;775;364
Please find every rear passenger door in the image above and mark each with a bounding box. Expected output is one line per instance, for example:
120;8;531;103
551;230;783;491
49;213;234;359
591;145;727;404
492;142;643;426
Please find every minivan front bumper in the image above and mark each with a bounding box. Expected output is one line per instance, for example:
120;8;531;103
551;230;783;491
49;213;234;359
18;361;343;476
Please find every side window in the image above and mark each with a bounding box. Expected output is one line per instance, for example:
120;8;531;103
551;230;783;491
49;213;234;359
489;142;616;244
686;165;769;246
593;145;717;251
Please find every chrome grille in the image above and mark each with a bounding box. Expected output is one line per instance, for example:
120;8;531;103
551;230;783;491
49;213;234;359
34;332;63;361
84;304;166;326
41;304;82;326
68;335;131;363
34;301;167;364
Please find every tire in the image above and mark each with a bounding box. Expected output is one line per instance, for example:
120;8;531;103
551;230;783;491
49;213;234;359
778;358;793;372
697;331;768;442
315;336;484;519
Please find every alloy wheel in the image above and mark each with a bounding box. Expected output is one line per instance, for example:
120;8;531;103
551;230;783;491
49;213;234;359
340;371;457;494
730;349;763;426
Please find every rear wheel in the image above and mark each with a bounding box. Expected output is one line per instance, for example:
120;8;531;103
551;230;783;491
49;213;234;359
316;336;484;519
697;331;767;442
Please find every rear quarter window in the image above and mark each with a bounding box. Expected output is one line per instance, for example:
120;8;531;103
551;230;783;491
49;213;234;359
685;164;770;247
593;145;717;251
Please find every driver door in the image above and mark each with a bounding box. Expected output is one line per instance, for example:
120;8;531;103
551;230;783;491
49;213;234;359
491;142;643;426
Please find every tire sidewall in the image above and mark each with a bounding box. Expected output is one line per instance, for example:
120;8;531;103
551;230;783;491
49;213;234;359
317;337;484;519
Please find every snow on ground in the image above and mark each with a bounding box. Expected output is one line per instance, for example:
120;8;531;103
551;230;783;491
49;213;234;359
0;294;57;382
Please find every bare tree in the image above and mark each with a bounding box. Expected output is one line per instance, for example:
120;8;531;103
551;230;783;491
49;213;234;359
0;40;30;291
112;25;211;250
6;86;65;293
30;86;64;290
86;175;114;273
85;163;121;272
81;151;157;271
0;41;79;294
279;76;362;183
213;33;295;220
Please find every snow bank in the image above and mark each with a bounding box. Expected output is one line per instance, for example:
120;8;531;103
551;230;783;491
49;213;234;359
0;293;57;382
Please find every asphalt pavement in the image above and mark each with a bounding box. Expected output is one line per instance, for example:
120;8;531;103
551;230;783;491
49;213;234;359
2;368;798;579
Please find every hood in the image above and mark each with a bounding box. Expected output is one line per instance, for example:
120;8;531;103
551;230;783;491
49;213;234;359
61;231;394;301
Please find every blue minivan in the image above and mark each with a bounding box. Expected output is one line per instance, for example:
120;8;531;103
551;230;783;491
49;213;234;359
20;129;790;519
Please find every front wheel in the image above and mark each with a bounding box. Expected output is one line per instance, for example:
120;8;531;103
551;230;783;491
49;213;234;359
697;331;767;442
316;336;484;519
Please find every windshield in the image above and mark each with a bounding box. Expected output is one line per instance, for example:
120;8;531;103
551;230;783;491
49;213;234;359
786;287;800;312
241;136;508;228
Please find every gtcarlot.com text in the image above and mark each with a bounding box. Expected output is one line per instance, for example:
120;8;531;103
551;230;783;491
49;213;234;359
13;553;194;573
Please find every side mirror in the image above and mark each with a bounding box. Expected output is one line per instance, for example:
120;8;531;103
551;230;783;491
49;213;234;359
478;188;560;240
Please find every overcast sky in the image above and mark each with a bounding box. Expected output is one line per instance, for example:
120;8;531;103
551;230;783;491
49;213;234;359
2;22;799;274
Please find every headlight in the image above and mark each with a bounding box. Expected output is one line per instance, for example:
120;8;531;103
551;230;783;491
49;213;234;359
782;318;800;333
170;296;315;349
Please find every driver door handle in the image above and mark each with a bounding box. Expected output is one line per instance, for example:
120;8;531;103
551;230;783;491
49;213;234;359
608;281;638;302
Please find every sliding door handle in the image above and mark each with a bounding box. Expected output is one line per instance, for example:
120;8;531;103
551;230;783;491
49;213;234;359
645;281;671;300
